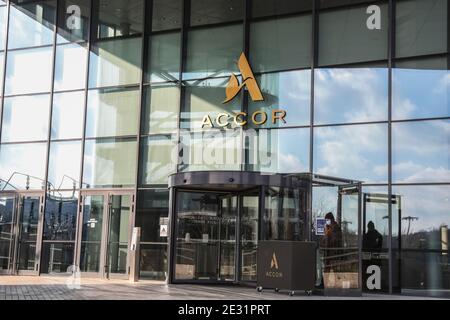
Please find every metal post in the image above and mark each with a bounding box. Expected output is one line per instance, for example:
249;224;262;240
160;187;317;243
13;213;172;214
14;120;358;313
129;227;141;283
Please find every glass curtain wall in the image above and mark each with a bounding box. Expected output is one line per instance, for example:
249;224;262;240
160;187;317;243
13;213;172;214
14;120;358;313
0;0;447;294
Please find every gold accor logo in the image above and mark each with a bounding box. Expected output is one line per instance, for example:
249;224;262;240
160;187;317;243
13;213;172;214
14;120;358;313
270;252;279;270
223;52;264;103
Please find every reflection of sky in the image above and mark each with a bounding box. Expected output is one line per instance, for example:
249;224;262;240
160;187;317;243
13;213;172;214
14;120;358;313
48;141;82;190
54;43;87;91
2;95;50;142
5;47;53;95
393;68;449;120
393;186;450;235
392;120;450;183
315;68;388;124
249;70;311;128
8;4;54;49
314;123;388;183
247;128;309;173
0;143;47;190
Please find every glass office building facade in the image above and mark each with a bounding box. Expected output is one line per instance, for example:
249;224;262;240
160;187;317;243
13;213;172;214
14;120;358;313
0;0;448;297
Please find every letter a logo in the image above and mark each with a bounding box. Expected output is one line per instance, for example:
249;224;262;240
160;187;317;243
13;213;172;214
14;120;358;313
270;252;279;270
223;53;264;104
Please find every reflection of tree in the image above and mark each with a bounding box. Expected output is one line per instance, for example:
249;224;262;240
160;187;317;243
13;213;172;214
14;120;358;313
402;216;419;236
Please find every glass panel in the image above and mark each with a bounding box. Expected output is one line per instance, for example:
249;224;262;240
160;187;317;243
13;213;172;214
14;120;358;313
108;195;131;274
247;70;311;128
47;141;82;190
362;186;391;292
141;84;180;135
18;196;40;271
0;6;7;51
174;192;219;280
152;0;182;32
251;0;312;18
314;124;388;183
0;143;47;190
190;0;243;26
245;128;310;173
56;0;90;43
86;87;140;138
219;196;237;281
41;242;75;274
8;1;56;49
54;43;87;91
2;95;50;143
181;78;242;130
95;0;143;39
318;2;388;66
250;14;311;72
5;46;53;95
44;192;78;241
321;188;361;290
393;67;449;120
396;0;447;58
51;91;85;140
179;129;242;172
147;32;180;83
80;195;104;273
264;187;306;241
314;68;388;124
0;52;4;94
88;37;142;88
139;243;167;280
392;120;450;183
136;189;169;243
0;196;15;271
240;193;259;282
83;138;137;188
393;185;450;293
184;24;242;80
139;135;177;185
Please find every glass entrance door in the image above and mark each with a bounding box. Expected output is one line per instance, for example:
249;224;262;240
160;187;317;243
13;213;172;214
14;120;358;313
77;191;134;278
16;195;43;274
0;195;16;274
105;194;132;278
218;195;237;282
239;191;259;282
172;190;260;284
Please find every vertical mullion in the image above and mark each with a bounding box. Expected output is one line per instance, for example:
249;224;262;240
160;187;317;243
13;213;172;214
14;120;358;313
75;0;95;269
79;0;96;190
176;0;189;174
0;1;11;159
241;0;250;173
310;0;318;175
38;0;60;275
134;0;152;225
388;0;395;295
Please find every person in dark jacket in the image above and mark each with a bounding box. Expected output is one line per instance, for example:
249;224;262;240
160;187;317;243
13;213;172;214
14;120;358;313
321;212;342;272
363;221;383;250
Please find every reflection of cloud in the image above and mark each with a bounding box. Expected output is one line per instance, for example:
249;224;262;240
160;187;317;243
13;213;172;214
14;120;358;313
279;153;307;173
315;68;388;123
315;124;387;182
395;186;450;233
392;120;449;183
393;163;450;183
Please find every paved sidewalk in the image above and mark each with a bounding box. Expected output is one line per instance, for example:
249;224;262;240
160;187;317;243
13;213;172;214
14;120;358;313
0;276;445;300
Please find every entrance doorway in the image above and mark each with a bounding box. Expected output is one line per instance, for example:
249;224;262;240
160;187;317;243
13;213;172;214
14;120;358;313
168;171;314;285
0;192;44;275
76;191;134;279
172;189;260;284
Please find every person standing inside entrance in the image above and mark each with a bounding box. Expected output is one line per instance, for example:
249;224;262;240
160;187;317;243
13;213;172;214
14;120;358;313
363;221;383;250
321;212;343;272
